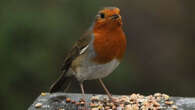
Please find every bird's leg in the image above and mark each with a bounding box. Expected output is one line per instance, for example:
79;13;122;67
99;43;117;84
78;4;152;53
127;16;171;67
80;83;87;110
98;79;113;100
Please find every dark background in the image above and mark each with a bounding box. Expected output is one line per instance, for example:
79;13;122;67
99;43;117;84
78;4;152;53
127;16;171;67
0;0;194;109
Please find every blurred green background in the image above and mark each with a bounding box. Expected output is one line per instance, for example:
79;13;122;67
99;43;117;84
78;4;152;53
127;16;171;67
0;0;194;109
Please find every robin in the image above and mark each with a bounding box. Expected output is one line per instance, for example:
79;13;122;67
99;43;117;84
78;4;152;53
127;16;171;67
49;7;126;103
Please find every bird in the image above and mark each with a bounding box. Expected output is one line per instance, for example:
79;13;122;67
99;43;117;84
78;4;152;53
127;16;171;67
49;7;126;103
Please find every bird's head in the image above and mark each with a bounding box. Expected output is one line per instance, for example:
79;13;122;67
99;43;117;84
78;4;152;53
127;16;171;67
94;7;122;31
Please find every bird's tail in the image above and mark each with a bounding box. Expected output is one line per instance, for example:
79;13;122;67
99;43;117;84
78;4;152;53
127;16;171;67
49;73;73;93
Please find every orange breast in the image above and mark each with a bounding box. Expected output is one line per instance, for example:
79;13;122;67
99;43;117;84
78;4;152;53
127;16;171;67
92;27;126;64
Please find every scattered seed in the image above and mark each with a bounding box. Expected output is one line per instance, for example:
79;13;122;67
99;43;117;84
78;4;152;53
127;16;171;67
80;101;85;105
165;101;174;105
112;105;117;109
105;106;110;109
153;102;160;107
66;98;71;103
154;93;161;97
41;92;47;96
171;105;178;110
156;97;161;101
162;94;170;100
35;103;42;108
130;93;138;101
91;95;100;101
90;103;97;107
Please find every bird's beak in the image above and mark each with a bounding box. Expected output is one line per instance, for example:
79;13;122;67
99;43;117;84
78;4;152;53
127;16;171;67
110;14;120;20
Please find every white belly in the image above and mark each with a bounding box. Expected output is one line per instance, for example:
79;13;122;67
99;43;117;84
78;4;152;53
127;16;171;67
71;58;120;82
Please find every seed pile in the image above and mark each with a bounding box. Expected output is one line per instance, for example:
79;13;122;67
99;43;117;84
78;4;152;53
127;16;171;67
89;93;177;110
34;92;178;110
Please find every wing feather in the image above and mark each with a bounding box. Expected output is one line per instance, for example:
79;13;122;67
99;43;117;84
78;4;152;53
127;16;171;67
60;32;91;73
49;31;92;92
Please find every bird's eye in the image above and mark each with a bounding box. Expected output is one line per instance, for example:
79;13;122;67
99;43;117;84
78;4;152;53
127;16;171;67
100;13;105;18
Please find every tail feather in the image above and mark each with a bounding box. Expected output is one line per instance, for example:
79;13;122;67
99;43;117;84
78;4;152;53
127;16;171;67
49;73;73;93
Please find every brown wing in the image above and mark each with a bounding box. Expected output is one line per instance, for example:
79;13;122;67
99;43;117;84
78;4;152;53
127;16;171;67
60;31;91;73
49;31;92;92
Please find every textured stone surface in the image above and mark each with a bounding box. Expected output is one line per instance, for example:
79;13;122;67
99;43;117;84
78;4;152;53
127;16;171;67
28;93;195;110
